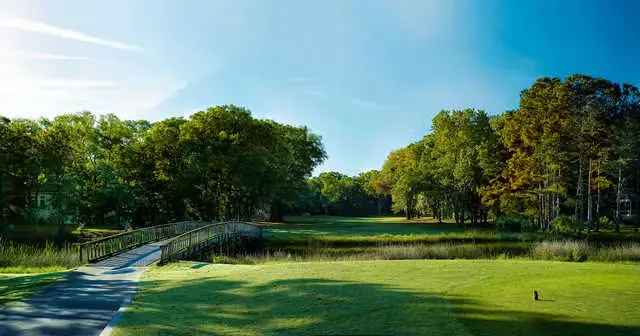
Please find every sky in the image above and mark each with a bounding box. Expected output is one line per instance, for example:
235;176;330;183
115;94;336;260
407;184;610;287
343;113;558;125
1;0;639;176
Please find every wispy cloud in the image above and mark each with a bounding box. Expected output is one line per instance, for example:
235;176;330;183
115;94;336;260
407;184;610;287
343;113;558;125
37;79;119;88
4;17;141;51
0;50;87;60
350;98;398;110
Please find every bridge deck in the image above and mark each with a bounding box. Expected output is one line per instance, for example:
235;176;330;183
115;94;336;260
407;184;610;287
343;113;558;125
92;239;171;268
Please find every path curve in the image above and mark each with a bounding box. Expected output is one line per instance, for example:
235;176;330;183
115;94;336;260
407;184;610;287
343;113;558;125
0;240;169;336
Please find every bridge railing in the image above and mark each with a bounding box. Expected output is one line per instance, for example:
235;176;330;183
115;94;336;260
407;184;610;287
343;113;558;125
79;221;207;262
159;220;262;265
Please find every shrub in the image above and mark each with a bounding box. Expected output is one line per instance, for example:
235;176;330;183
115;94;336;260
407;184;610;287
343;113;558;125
495;217;530;232
552;216;585;233
599;216;615;231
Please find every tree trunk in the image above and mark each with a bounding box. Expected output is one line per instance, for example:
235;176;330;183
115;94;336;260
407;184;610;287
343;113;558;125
575;159;583;220
615;166;622;232
269;201;284;222
596;160;601;231
587;160;593;232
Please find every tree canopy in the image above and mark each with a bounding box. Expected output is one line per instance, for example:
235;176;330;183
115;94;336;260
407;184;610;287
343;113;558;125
289;74;640;232
3;74;640;233
0;105;326;233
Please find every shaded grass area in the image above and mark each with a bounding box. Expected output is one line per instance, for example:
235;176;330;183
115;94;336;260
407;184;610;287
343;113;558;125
5;223;123;244
0;241;82;273
72;223;123;241
114;260;640;336
0;271;66;305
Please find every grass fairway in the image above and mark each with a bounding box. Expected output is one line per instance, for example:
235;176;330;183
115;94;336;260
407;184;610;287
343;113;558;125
114;260;640;336
270;216;470;237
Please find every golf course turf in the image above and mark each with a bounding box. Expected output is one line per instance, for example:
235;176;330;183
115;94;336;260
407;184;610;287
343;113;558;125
113;260;640;336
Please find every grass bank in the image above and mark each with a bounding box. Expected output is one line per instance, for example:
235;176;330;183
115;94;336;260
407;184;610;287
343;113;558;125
113;260;640;336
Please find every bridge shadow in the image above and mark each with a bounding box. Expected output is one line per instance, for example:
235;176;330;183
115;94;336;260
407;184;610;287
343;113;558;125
115;276;640;336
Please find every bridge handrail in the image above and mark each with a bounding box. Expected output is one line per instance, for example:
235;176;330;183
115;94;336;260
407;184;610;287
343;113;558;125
78;220;207;262
159;220;262;265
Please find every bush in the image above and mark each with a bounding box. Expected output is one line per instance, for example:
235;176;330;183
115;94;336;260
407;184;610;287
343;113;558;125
496;218;531;232
599;216;615;231
552;216;585;233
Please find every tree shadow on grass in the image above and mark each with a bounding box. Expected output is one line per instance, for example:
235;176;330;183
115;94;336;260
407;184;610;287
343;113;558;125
117;277;640;336
0;272;67;305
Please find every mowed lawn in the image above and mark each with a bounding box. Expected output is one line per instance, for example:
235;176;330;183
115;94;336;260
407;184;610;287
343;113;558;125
113;260;640;336
268;216;471;237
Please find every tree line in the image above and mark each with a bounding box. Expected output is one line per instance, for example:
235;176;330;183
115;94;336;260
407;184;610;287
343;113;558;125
0;105;326;234
290;74;640;232
3;74;639;233
285;171;392;217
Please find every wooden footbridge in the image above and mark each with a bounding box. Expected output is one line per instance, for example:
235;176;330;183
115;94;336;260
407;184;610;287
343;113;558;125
78;220;263;267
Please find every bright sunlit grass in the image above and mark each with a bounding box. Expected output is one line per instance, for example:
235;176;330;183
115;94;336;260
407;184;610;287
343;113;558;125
113;260;640;336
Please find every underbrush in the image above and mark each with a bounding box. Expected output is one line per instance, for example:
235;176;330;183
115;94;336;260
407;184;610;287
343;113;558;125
0;240;82;272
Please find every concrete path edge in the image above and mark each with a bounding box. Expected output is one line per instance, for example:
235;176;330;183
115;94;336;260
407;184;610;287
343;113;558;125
99;294;134;336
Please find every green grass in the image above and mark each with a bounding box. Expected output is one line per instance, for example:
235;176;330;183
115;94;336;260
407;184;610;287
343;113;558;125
270;216;478;237
114;260;640;336
0;266;72;274
0;271;66;305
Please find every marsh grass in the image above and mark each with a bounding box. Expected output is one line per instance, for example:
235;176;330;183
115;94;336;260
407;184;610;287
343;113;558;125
0;240;82;272
199;238;640;265
531;240;640;262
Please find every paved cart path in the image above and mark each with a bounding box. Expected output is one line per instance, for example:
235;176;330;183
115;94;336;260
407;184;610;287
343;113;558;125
0;240;170;336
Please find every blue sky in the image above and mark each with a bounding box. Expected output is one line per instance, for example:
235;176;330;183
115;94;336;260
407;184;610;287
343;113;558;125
0;0;639;176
